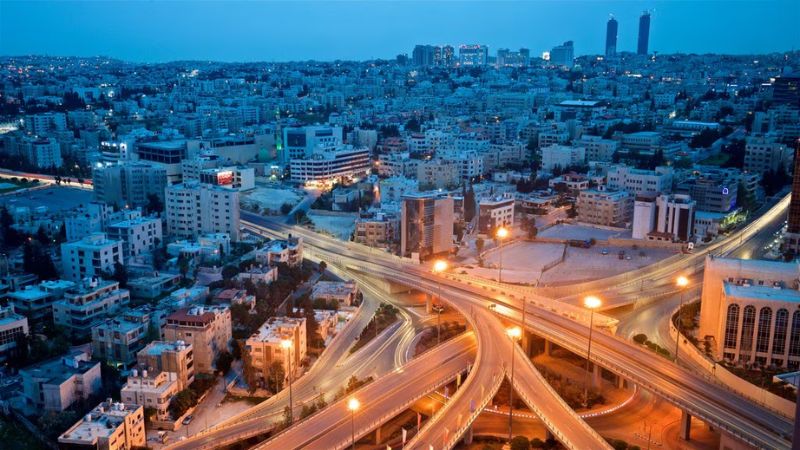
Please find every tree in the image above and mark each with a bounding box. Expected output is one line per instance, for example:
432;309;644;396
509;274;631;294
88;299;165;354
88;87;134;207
318;261;327;273
145;193;163;214
169;389;198;419
510;436;531;450
215;350;234;375
268;361;286;393
23;241;58;280
110;261;128;287
222;265;240;280
464;185;476;223
231;339;242;360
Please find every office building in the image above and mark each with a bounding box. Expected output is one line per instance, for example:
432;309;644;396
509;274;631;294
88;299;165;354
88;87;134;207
289;145;370;184
135;140;186;183
163;305;231;374
458;44;488;66
400;193;454;260
21;350;102;411
633;194;696;242
58;400;146;450
744;135;790;176
783;143;800;252
606;165;674;196
772;72;800;107
245;316;307;386
549;41;574;68
496;48;530;67
60;233;124;282
0;305;28;362
605;16;618;57
199;166;255;191
53;278;131;339
136;340;195;391
93;162;168;209
699;257;800;368
637;12;651;55
282;125;343;163
675;174;738;213
576;189;633;227
165;181;240;241
478;194;515;234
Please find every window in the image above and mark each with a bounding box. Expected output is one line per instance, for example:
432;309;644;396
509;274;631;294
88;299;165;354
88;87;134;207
724;304;739;349
740;305;756;353
774;309;788;355
790;311;800;357
756;307;772;353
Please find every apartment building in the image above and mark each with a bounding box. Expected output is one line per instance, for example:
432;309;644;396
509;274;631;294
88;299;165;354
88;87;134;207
311;280;359;307
0;305;28;362
120;369;179;421
165;181;240;241
478;194;515;234
58;400;146;450
163;305;231;374
5;279;75;327
400;193;455;260
60;233;124;281
53;278;131;339
254;236;303;268
21;350;102;411
136;340;195;390
606;165;674;196
106;216;163;259
245;316;307;386
576;189;633;227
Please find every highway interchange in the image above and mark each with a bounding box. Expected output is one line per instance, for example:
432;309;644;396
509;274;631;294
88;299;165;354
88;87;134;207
166;194;794;450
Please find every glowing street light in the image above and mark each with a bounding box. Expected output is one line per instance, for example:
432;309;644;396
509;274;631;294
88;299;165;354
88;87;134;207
674;276;690;364
506;326;522;442
281;339;294;424
348;397;360;450
583;296;602;408
433;260;448;344
496;227;510;283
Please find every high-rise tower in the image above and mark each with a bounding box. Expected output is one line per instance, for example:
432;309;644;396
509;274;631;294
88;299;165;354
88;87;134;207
637;12;651;55
605;16;618;57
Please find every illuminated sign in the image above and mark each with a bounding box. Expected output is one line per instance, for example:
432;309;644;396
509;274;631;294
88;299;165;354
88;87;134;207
216;171;234;186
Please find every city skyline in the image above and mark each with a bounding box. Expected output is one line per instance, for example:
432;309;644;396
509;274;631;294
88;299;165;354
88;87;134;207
1;1;799;63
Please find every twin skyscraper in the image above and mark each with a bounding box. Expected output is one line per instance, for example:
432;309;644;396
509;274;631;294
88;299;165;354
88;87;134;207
605;11;651;57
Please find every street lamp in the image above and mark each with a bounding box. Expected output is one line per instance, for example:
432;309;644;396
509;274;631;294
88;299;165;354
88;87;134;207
506;326;522;442
495;227;509;283
583;295;602;408
674;276;689;364
348;397;360;450
432;260;448;344
281;339;293;425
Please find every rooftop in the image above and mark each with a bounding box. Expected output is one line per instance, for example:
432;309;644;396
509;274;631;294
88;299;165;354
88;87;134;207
725;283;800;303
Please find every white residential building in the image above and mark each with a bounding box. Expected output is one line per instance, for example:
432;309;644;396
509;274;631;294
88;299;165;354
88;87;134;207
165;181;240;241
60;233;124;281
606;165;673;196
58;400;146;450
541;145;585;172
106;216;163;258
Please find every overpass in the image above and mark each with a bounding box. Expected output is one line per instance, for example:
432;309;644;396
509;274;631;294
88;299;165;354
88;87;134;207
257;333;476;449
244;213;794;449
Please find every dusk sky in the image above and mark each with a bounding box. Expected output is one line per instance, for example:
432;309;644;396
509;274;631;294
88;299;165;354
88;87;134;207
1;1;799;62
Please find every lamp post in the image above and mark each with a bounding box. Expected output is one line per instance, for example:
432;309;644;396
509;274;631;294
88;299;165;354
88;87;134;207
495;227;509;283
583;296;602;408
281;339;294;425
506;326;522;442
348;397;360;450
433;260;448;345
674;276;689;364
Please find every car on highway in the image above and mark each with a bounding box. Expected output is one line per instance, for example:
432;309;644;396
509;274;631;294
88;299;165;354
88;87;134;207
182;415;193;425
601;248;609;255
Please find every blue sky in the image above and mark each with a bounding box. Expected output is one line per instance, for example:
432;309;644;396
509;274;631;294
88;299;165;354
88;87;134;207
1;1;798;62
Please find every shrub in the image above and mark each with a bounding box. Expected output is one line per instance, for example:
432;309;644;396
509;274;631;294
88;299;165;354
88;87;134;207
510;436;530;450
633;333;647;344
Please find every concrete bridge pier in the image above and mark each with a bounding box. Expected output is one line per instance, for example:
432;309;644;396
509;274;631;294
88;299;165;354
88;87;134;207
679;410;692;441
463;425;474;445
426;293;432;313
374;425;382;444
543;339;553;356
592;364;602;390
616;374;626;389
545;429;555;441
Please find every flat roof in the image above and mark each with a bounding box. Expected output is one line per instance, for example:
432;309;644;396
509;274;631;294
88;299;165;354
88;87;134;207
725;283;800;303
